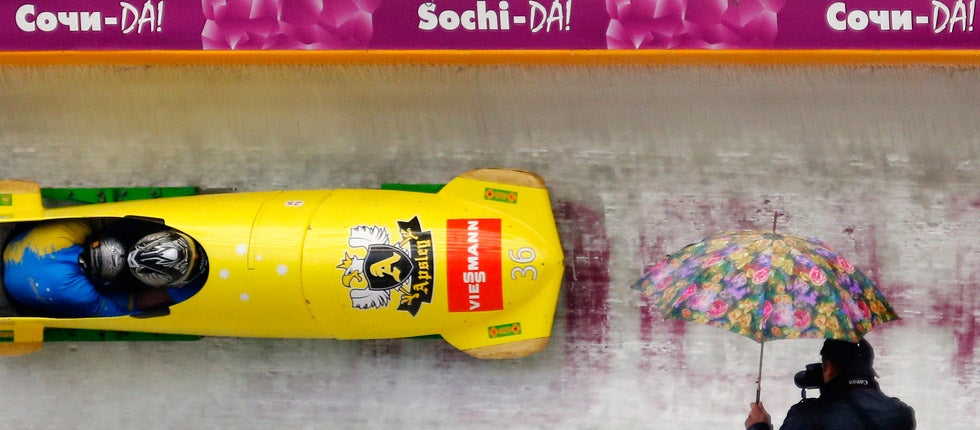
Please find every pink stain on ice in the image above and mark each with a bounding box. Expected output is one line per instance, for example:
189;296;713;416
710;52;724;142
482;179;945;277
937;194;980;378
555;200;611;351
932;280;978;378
555;200;612;383
637;229;688;373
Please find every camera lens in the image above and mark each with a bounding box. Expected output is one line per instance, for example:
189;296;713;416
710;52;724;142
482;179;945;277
793;370;810;388
794;363;824;389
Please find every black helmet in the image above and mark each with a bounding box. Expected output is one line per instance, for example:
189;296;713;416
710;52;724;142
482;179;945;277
80;236;128;289
127;231;204;288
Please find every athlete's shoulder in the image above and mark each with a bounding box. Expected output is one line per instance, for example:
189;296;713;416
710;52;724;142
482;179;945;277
23;220;92;249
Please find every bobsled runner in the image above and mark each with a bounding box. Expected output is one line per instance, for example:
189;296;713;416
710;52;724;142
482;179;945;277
0;168;564;359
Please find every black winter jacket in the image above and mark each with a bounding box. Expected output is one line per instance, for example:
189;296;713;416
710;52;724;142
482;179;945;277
749;376;915;430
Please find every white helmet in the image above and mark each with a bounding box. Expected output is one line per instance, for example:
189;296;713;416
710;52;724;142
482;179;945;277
127;231;204;288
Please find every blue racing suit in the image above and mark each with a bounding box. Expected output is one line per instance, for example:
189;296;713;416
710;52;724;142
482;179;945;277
2;221;132;317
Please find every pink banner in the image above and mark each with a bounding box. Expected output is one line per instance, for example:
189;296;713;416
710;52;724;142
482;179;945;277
1;0;977;51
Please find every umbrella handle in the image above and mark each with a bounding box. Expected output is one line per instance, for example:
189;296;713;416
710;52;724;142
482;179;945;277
756;339;765;403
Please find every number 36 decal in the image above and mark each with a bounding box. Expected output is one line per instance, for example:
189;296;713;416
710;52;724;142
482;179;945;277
509;247;537;281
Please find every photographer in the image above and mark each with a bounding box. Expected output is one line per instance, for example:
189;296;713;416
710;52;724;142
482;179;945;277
745;339;915;430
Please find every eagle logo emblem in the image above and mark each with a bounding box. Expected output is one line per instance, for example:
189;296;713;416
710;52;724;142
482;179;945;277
337;217;434;316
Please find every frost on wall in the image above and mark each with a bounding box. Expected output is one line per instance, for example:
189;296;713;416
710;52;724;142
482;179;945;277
202;0;382;49
605;0;786;49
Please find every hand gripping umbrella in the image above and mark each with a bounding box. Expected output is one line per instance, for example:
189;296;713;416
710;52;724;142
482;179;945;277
632;219;899;402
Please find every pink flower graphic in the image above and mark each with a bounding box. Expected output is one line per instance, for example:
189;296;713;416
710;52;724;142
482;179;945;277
858;301;871;319
702;254;723;268
752;267;770;285
707;299;729;319
809;267;827;286
793;309;811;330
605;0;787;49
202;0;381;50
676;284;698;305
761;300;773;323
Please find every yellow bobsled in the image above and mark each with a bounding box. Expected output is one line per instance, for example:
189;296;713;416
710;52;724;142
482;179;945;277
0;169;564;359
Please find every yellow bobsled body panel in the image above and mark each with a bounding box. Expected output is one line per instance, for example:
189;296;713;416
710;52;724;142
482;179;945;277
301;170;563;357
0;180;43;219
0;169;563;359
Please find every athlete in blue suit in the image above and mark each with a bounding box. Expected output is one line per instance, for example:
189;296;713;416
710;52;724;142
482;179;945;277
2;219;206;318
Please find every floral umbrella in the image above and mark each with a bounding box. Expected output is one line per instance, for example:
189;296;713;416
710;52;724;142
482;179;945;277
632;229;899;401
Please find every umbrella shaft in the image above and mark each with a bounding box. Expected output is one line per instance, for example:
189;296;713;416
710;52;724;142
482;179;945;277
756;340;765;403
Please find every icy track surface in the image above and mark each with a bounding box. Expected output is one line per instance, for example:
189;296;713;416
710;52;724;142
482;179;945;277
0;64;977;429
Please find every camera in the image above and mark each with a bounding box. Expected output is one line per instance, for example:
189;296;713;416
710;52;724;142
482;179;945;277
794;362;824;399
794;362;824;389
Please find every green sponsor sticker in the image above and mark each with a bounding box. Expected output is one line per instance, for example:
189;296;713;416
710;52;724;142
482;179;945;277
488;322;522;339
0;330;14;343
484;187;518;204
0;194;11;206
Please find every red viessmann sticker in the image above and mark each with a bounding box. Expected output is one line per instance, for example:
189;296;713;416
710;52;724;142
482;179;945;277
447;218;503;312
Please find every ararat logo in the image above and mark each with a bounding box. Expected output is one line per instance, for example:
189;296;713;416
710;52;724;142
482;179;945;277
337;216;434;316
447;218;503;312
